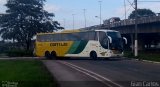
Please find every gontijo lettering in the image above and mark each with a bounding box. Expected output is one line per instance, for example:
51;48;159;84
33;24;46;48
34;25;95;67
50;43;68;46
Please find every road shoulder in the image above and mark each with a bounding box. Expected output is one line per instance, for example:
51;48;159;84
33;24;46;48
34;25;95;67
42;60;108;87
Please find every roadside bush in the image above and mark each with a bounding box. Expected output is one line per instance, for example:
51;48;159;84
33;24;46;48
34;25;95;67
7;49;33;57
124;51;134;58
124;51;160;62
138;51;160;62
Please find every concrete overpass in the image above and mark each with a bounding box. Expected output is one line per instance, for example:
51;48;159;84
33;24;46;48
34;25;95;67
82;16;160;50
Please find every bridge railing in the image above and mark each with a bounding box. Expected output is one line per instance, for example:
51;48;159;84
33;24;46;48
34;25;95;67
82;16;160;30
106;16;160;28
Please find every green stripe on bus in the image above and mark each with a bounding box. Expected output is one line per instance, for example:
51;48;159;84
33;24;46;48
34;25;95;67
72;40;88;54
67;41;81;54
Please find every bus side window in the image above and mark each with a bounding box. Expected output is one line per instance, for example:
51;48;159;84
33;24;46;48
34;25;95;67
37;35;41;42
61;34;69;41
54;34;61;41
50;34;55;41
68;33;78;41
72;33;81;41
99;32;106;41
94;32;98;41
79;32;88;40
88;31;97;40
46;35;50;42
41;35;46;42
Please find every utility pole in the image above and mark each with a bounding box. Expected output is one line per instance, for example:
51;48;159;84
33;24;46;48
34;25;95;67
83;9;87;28
134;0;138;57
124;0;127;19
99;1;102;26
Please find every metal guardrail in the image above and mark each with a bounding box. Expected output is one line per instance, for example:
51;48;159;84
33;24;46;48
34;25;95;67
107;16;160;28
80;16;160;30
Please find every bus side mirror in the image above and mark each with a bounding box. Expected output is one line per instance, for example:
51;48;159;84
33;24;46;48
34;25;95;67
108;36;112;43
122;37;127;44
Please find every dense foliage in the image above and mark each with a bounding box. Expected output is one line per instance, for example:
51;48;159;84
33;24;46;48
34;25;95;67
0;0;63;50
128;9;156;19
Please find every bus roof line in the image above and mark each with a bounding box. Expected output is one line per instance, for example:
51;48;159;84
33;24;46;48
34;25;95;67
37;29;118;35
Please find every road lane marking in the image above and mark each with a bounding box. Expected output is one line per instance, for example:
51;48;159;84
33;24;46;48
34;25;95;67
59;61;123;87
60;61;113;87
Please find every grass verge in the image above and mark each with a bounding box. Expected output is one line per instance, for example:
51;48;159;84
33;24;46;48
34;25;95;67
124;51;160;62
0;60;58;87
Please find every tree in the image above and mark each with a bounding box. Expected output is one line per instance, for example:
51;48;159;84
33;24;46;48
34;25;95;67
0;0;63;50
128;9;156;19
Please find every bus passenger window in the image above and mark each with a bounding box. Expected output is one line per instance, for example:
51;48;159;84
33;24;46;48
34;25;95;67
88;31;96;40
53;34;61;41
99;32;106;41
72;33;81;41
61;34;69;41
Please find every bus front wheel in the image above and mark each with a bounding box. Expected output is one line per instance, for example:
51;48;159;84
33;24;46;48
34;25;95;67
90;51;97;60
45;51;51;59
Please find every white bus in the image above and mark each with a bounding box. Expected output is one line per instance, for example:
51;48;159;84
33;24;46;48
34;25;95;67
35;29;127;59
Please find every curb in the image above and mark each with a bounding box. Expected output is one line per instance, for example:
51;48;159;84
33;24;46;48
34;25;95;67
124;57;160;64
0;57;45;60
135;59;160;64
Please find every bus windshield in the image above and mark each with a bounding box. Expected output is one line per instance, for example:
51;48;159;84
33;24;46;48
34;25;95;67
99;31;123;52
107;32;121;38
107;32;123;51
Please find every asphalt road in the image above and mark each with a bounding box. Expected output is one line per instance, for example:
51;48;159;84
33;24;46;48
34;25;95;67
42;58;160;87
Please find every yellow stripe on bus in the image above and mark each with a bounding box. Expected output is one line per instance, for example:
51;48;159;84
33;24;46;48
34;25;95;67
35;41;74;57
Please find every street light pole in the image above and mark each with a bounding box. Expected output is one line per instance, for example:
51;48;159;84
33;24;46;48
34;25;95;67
99;1;102;26
134;0;138;57
63;18;66;29
72;14;75;30
83;9;87;28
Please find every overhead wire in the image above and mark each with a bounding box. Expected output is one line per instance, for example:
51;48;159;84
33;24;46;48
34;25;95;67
126;0;135;9
121;0;135;19
138;0;160;2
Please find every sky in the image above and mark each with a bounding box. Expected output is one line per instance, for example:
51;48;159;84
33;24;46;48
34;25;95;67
0;0;160;30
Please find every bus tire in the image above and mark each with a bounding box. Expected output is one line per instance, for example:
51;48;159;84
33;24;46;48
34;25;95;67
90;51;97;60
51;51;57;60
45;51;51;59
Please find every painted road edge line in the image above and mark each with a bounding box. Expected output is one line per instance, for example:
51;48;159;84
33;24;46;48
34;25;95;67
60;61;113;87
59;61;123;87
